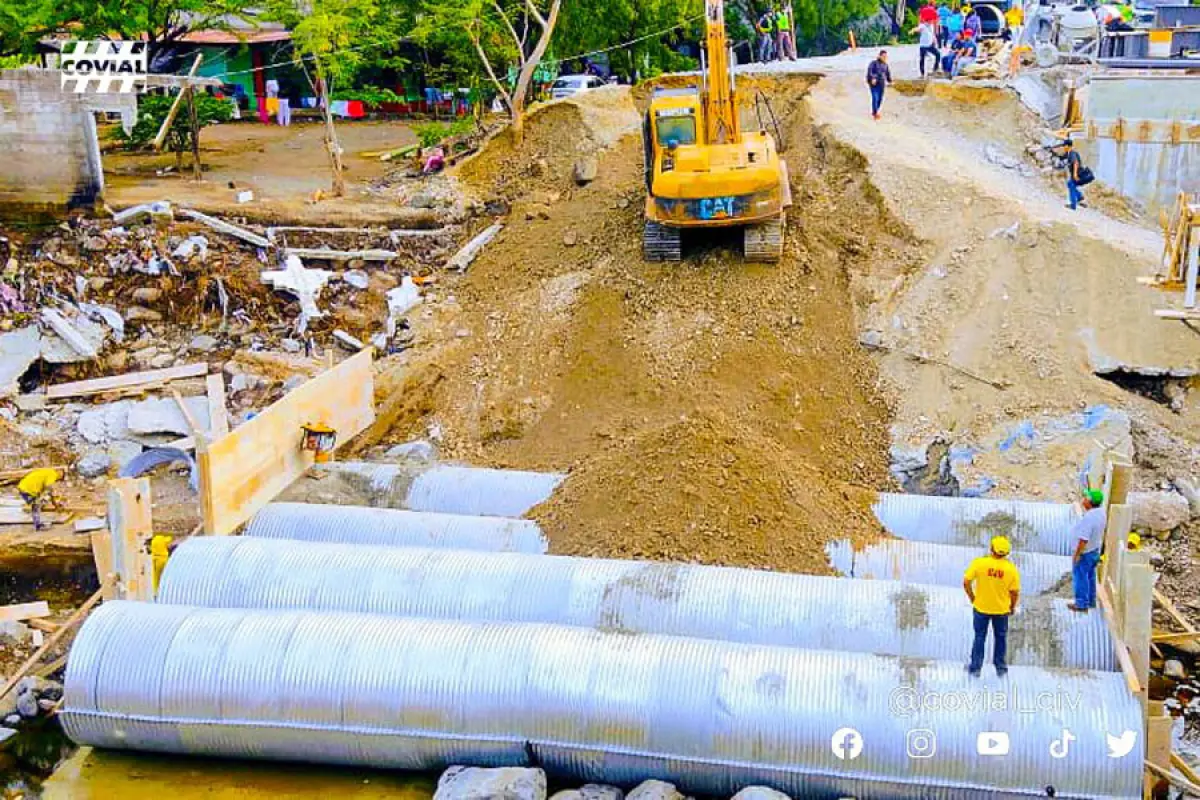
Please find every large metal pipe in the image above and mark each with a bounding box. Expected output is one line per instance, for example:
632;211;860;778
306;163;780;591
159;537;1113;670
244;502;548;553
63;603;1143;799
873;494;1079;556
827;538;1072;596
277;462;565;518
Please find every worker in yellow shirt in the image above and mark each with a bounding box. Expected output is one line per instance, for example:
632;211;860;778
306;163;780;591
963;535;1021;678
149;534;176;593
17;468;61;531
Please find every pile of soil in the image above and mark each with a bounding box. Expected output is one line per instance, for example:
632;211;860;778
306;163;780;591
369;76;921;573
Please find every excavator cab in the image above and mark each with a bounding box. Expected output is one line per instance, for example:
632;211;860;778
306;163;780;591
642;0;791;262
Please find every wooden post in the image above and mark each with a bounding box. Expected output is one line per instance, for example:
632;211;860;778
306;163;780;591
1109;458;1133;506
1123;554;1155;710
313;58;346;197
1102;503;1133;591
1185;225;1198;309
89;529;116;602
106;478;155;601
187;87;202;181
152;54;203;152
1145;708;1173;799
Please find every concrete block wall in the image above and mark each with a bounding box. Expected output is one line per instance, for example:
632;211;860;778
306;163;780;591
0;68;104;213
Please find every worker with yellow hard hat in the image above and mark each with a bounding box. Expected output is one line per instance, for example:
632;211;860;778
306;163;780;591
1126;532;1141;552
963;535;1022;678
17;468;61;531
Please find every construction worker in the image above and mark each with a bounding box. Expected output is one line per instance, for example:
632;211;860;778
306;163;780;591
150;534;176;593
1068;489;1106;612
963;535;1021;678
756;6;777;62
1126;532;1142;552
1063;137;1086;210
775;4;797;61
17;467;61;531
866;50;892;121
1004;2;1024;42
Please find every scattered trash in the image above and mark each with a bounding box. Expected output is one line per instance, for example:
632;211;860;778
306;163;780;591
343;270;370;290
172;235;209;261
261;255;334;326
236;190;255;204
112;201;172;226
333;329;366;351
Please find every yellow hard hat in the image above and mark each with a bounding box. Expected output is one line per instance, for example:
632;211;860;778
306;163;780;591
991;536;1011;556
1127;533;1141;551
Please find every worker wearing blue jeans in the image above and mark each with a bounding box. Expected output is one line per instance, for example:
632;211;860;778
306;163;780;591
1069;489;1106;611
963;536;1021;678
866;51;892;120
1064;138;1086;210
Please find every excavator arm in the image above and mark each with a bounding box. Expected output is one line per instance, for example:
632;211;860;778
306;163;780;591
703;0;740;145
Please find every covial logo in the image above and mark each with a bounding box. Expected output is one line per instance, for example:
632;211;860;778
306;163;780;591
61;41;147;94
830;727;863;761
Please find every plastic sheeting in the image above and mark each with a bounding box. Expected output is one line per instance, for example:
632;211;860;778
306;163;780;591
117;447;197;491
827;538;1072;596
158;536;1114;670
874;493;1080;555
63;602;1143;799
243;502;547;553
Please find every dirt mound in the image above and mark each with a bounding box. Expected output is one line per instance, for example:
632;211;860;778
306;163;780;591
533;411;882;573
455;86;640;202
369;73;917;573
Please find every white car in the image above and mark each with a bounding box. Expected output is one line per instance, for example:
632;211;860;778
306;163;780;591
550;74;606;100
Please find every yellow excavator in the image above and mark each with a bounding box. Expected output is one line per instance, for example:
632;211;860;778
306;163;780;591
643;0;791;262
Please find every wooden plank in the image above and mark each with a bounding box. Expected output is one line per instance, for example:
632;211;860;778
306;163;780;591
1099;583;1142;695
1151;630;1200;643
205;374;229;437
89;529;116;602
26;618;58;634
1154;588;1197;633
0;601;50;623
198;349;375;535
1123;558;1154;703
152;54;203;151
0;581;108;702
1155;308;1200;320
1145;760;1200;797
1172;753;1200;787
46;363;208;400
1186;231;1199;309
171;390;203;437
106;478;154;601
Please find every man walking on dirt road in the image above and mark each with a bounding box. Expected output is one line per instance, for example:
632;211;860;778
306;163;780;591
1068;489;1106;611
866;50;892;120
1063;138;1086;210
964;536;1021;678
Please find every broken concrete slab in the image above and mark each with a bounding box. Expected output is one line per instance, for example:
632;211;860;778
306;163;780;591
73;516;106;533
76;401;132;444
126;396;210;436
112;201;172;226
261;255;333;322
41;308;98;358
0;326;41;399
40;315;107;365
106;440;143;470
447;223;503;272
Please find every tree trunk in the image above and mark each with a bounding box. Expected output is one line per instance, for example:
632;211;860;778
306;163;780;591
508;0;562;143
894;0;907;34
186;88;201;181
313;58;345;197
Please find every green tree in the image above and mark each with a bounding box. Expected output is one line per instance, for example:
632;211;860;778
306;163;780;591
552;0;702;80
121;91;233;170
414;0;562;141
790;0;881;56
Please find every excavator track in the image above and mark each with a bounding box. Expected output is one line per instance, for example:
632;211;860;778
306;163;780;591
744;215;785;263
643;222;682;262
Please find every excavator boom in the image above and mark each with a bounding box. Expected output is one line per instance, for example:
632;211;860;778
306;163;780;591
703;0;740;145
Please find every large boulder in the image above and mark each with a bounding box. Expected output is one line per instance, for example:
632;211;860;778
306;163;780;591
626;781;688;800
731;789;792;800
550;786;624;800
1129;490;1191;532
434;767;547;800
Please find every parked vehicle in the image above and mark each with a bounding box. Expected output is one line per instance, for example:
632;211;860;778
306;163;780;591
550;75;606;100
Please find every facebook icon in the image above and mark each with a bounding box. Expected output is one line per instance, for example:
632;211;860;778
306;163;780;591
830;727;864;761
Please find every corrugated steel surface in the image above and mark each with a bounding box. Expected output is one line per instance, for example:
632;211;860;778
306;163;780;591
874;494;1080;556
828;538;1072;596
63;603;1142;799
244;502;548;553
158;537;1114;671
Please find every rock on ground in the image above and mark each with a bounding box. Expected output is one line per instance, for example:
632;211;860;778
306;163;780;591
386;439;437;463
433;767;547;800
626;780;688;800
76;449;112;478
549;786;624;800
127;396;210;436
1130;491;1191;533
730;789;792;800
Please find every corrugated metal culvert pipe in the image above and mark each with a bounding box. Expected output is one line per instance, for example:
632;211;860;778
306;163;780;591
158;536;1114;671
243;502;548;553
63;603;1143;799
873;493;1080;556
278;462;565;517
827;538;1073;596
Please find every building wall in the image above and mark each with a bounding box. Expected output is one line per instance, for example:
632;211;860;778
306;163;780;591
0;68;104;213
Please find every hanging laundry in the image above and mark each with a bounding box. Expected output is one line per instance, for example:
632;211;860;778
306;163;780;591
346;100;365;118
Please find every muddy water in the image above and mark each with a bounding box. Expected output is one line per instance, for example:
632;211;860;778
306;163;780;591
42;747;437;799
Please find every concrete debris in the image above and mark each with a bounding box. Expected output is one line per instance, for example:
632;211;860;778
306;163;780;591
343;269;370;290
626;781;688;800
730;790;791;800
178;208;270;249
333;329;366;351
131;287;162;304
127;396;210;437
77;401;132;444
39;313;107;364
1175;477;1200;516
551;786;624;800
1164;659;1188;680
112;201;172;226
261;255;334;322
447;222;503;272
172;235;209;261
188;334;219;353
76;450;112;478
858;330;886;351
433;767;547;800
385;439;437;463
0;728;15;744
125;306;164;323
41;308;98;358
236;190;254;204
73;516;107;533
984;145;1021;171
0;621;31;646
78;302;125;343
563;230;578;247
15;690;38;720
1129;490;1191;532
990;222;1021;240
282;374;307;392
0;326;41;399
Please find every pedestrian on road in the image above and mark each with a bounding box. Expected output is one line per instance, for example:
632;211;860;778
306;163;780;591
18;467;61;532
914;18;941;77
1068;489;1106;611
937;2;953;46
866;50;892;120
775;4;797;61
1063;138;1087;210
963;535;1021;678
757;7;777;62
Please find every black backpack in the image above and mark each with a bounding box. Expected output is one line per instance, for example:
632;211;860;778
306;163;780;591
1076;165;1095;186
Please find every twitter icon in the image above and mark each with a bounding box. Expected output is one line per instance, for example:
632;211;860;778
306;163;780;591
1107;730;1137;759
